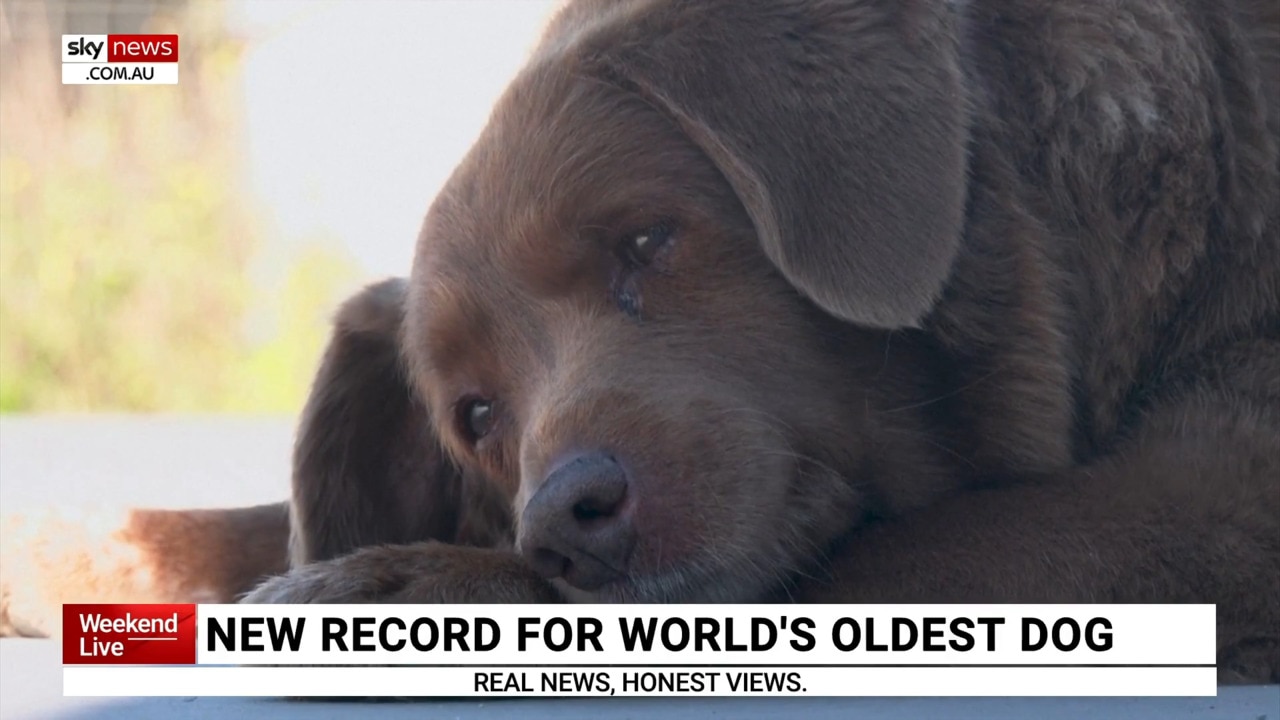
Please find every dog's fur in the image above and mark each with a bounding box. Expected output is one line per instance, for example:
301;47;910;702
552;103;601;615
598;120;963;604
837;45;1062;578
3;0;1278;683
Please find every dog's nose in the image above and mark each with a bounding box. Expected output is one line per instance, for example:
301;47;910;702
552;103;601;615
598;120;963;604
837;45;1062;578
519;452;636;590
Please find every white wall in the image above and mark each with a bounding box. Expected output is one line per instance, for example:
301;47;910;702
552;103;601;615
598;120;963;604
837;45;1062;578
228;1;561;278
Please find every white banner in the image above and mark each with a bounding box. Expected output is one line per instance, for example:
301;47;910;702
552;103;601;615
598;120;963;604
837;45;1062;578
63;666;1217;697
197;604;1214;667
61;64;179;85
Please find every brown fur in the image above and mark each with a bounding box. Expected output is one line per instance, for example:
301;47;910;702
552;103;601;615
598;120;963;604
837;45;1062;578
7;0;1279;684
1;503;287;636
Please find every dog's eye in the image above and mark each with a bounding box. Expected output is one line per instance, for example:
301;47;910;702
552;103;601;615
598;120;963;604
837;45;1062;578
619;222;673;267
457;398;495;443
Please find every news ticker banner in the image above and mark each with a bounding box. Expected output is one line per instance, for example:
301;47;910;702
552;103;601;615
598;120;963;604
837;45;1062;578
62;35;179;85
63;603;1218;697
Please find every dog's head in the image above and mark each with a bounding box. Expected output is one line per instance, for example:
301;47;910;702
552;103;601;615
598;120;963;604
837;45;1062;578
296;0;972;602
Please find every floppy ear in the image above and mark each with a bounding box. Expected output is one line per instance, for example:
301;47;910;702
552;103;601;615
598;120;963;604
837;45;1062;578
289;279;510;566
580;0;970;327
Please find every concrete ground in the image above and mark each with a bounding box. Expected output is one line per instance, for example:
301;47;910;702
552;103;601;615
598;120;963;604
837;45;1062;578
2;417;1278;719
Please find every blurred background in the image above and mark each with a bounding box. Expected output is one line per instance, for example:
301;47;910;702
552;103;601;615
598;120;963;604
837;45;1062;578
0;0;559;415
0;4;575;676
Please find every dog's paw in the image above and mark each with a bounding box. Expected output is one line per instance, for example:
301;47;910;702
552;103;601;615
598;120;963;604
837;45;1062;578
241;542;560;604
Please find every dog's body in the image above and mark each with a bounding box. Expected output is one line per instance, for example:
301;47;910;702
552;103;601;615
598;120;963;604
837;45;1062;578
3;0;1278;683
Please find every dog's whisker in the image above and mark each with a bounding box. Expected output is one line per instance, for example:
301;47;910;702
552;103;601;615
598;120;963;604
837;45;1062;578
879;369;1004;414
874;426;981;472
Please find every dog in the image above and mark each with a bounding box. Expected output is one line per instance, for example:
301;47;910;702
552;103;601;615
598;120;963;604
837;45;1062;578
3;0;1278;684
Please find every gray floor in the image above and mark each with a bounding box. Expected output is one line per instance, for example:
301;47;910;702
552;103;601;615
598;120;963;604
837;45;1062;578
2;417;1278;719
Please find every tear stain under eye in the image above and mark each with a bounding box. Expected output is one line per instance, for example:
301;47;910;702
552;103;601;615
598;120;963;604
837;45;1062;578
609;228;678;321
612;270;643;321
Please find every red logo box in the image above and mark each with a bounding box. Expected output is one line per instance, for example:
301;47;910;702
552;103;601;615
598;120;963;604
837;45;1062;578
106;34;179;63
63;604;197;665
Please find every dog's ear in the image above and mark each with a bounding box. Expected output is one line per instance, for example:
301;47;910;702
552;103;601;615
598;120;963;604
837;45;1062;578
580;1;969;327
290;279;510;566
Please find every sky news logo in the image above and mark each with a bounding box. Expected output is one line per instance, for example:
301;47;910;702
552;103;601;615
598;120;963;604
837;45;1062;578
61;35;179;85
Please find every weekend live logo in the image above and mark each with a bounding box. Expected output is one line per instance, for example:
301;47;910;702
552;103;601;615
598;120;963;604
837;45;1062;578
61;35;179;85
60;603;1219;698
63;604;196;664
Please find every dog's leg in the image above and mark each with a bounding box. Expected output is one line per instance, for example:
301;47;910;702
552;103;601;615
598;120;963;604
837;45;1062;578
243;542;559;604
1;502;289;637
802;340;1280;683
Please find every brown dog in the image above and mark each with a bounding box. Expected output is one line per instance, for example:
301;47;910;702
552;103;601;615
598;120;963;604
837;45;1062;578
4;0;1278;684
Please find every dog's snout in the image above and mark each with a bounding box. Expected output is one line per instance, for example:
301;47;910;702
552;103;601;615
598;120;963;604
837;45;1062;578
519;452;636;591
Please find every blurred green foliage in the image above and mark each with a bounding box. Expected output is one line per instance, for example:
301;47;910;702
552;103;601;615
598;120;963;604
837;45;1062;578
0;1;359;413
